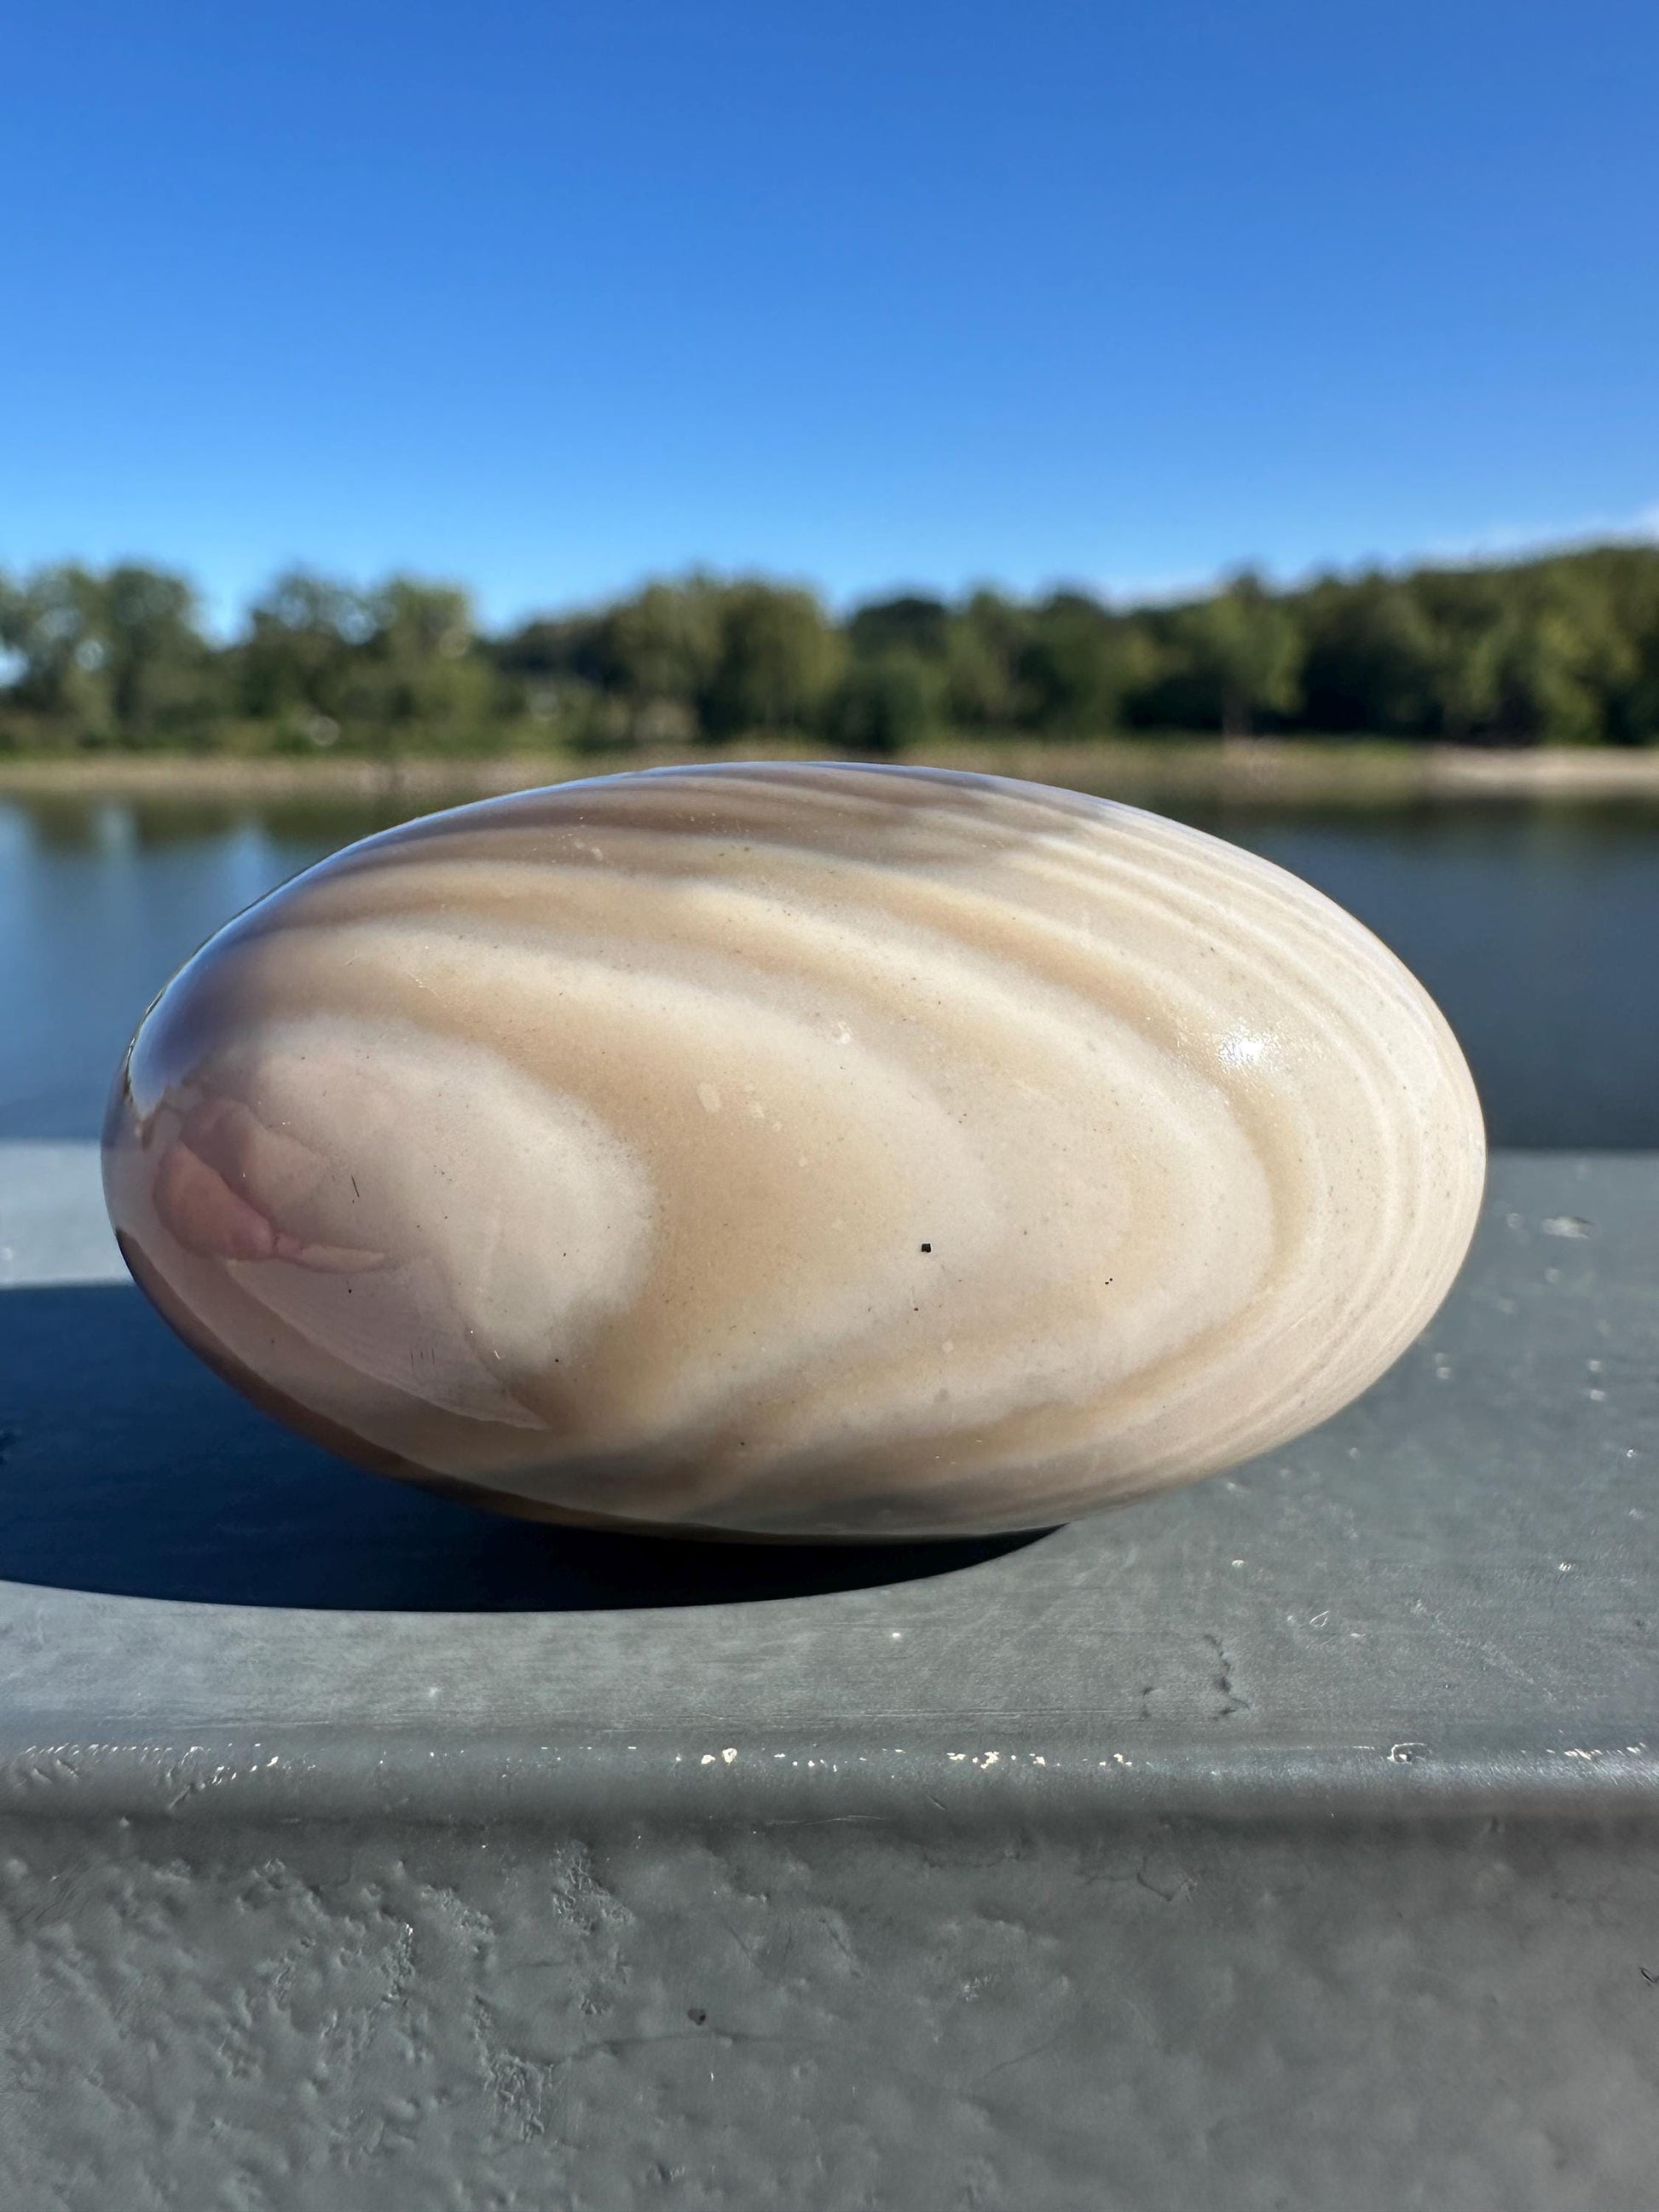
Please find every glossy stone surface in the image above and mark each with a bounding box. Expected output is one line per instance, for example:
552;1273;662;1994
101;763;1485;1538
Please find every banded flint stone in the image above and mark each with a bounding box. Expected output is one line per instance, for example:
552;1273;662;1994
102;763;1485;1539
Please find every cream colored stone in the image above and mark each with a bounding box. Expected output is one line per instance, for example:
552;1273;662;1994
101;763;1485;1538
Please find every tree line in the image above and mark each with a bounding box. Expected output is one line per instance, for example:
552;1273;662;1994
3;541;1658;754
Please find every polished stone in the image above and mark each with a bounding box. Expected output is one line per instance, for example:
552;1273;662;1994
101;763;1485;1536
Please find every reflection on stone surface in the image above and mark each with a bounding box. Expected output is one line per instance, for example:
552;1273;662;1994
102;762;1485;1538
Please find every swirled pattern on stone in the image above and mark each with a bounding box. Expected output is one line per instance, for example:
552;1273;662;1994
102;763;1486;1538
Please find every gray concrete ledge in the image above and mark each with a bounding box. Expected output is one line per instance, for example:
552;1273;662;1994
3;1726;1657;1829
0;1148;1655;1811
3;1150;1658;2209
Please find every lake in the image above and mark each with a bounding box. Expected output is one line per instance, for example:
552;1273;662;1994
3;788;1657;1149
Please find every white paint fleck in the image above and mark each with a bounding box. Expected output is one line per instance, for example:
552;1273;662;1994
697;1083;722;1115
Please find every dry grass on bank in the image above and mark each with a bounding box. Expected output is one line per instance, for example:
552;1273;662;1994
3;737;1659;811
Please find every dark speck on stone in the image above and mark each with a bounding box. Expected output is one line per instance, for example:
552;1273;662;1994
920;1243;932;1253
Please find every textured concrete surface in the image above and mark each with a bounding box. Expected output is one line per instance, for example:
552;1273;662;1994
4;1810;1658;2212
0;1149;1656;2208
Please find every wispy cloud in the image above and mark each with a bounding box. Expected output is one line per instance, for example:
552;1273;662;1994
1096;503;1659;610
1095;568;1225;609
1424;501;1659;566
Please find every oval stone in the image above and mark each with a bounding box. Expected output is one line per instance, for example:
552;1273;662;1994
102;763;1485;1539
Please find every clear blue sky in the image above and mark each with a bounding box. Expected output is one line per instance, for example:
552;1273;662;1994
3;0;1656;628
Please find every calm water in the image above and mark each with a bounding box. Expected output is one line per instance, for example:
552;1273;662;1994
3;789;1658;1149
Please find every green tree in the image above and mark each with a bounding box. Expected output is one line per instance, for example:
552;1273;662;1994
356;578;490;752
846;595;953;664
0;561;211;744
700;581;841;738
1297;574;1442;735
943;590;1028;730
0;564;111;729
1588;548;1659;742
1016;592;1159;734
1159;573;1302;736
1408;560;1635;744
100;563;212;743
240;569;373;731
824;650;943;753
487;606;608;740
9;537;1659;756
1463;593;1626;745
589;576;726;742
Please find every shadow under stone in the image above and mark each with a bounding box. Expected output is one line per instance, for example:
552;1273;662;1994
0;1285;1048;1609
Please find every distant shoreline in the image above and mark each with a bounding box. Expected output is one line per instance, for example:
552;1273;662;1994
3;739;1659;811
